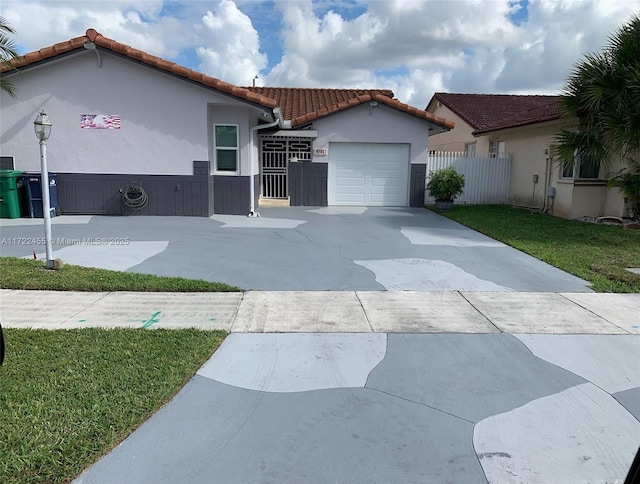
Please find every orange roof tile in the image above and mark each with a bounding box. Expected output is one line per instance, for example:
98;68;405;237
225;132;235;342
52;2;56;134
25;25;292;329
2;29;277;110
3;29;454;131
247;87;454;129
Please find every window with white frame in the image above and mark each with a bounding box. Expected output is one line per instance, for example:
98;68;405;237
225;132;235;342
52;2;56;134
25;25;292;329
464;142;476;157
488;140;505;157
561;151;601;179
214;124;238;172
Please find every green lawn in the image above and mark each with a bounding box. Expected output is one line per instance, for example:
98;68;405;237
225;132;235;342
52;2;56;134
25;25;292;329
0;258;234;482
440;205;640;292
0;328;226;484
0;257;240;292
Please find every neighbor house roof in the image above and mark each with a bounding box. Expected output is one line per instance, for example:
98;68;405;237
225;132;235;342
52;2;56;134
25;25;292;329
426;93;561;135
3;29;453;130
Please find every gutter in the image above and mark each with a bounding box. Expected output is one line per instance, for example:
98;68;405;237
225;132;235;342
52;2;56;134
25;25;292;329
248;107;289;217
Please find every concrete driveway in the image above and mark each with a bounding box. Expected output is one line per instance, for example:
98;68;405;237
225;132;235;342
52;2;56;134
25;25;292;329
74;333;639;484
0;206;591;292
4;207;636;483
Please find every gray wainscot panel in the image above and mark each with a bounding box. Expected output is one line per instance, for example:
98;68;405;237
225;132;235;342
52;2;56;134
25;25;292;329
213;175;256;215
410;163;427;208
289;162;328;207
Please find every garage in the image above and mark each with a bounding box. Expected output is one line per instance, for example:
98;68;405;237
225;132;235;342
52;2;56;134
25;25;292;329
328;143;410;206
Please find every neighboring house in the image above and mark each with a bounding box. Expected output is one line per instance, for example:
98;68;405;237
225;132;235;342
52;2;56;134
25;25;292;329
0;29;453;217
425;93;627;219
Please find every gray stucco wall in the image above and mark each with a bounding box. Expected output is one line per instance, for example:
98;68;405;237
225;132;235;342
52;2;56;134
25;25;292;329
213;175;257;215
0;49;265;176
409;164;427;207
53;161;252;216
289;162;328;206
311;104;430;165
57;173;210;216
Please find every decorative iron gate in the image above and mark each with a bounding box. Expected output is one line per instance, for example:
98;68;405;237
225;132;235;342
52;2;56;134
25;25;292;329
260;137;312;199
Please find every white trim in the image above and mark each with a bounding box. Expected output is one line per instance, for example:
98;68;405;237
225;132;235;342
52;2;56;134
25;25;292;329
213;123;239;174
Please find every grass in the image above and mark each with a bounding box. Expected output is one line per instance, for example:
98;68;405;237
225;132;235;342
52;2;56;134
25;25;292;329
440;205;640;293
0;328;226;484
0;257;241;292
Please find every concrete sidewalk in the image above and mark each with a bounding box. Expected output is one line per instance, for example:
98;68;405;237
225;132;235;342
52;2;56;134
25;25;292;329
1;289;638;334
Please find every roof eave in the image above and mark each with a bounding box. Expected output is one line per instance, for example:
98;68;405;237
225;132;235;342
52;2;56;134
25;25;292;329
289;97;454;130
1;29;279;113
472;115;563;136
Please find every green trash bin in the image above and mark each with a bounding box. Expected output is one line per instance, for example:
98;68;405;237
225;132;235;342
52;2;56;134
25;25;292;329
0;169;24;219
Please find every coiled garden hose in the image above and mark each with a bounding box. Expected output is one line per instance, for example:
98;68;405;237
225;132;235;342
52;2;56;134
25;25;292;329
122;183;148;210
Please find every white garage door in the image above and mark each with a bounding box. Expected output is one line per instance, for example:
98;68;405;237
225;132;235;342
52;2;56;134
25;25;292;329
328;143;410;206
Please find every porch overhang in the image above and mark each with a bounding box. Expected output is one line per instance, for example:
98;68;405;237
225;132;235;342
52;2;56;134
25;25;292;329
269;130;318;138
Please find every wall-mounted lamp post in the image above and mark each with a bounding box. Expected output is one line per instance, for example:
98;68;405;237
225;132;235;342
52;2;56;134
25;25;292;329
33;110;54;269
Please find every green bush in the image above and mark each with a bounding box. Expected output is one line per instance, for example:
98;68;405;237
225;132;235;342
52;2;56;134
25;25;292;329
427;167;465;201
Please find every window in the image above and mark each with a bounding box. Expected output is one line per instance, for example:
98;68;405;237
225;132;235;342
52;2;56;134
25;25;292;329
214;125;238;172
489;141;497;158
488;140;505;157
464;142;476;157
561;152;601;179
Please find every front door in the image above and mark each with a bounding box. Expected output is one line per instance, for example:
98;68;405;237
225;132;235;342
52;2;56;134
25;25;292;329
260;137;312;199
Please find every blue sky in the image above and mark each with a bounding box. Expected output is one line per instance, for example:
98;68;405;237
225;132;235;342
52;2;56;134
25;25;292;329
3;0;638;108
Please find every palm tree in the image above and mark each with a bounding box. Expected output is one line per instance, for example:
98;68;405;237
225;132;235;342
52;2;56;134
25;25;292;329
553;14;640;173
0;16;22;98
553;13;640;218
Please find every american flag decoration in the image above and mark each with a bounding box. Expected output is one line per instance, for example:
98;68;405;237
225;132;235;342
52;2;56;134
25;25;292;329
80;114;121;129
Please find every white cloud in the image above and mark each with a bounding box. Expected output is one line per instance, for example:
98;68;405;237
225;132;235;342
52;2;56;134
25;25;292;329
3;0;639;108
194;1;268;85
264;0;523;97
3;0;192;58
264;0;639;106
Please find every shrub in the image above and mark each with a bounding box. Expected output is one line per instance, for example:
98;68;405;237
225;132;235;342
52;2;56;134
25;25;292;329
427;167;465;201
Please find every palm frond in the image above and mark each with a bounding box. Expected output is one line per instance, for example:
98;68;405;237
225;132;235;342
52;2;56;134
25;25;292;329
553;12;640;172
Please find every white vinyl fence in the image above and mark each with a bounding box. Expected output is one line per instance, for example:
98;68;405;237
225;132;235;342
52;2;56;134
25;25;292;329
426;152;511;205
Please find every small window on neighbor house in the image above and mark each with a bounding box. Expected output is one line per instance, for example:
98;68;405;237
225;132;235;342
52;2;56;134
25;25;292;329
214;125;238;172
464;143;476;157
489;140;497;157
489;140;506;158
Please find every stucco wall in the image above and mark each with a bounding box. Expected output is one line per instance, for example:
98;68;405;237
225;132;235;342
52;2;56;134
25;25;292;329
425;104;475;153
604;185;627;217
0;50;263;176
312;104;430;165
424;102;630;218
492;123;558;208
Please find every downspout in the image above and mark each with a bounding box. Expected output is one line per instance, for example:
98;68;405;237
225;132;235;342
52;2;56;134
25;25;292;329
543;149;552;213
248;107;285;217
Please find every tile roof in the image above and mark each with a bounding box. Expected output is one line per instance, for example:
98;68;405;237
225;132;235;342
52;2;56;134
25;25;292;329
1;29;277;109
3;29;453;130
247;87;454;128
428;93;561;134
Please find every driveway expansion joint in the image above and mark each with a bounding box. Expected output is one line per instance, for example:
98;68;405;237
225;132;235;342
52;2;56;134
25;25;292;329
557;292;633;334
227;291;246;333
459;291;503;333
364;386;476;424
354;291;375;332
61;291;113;327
